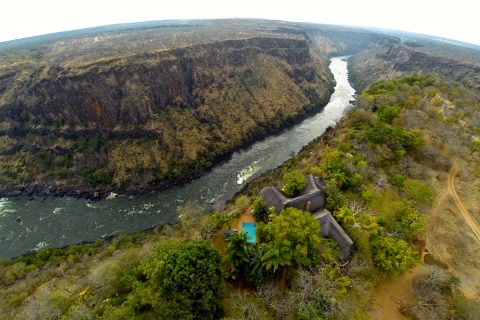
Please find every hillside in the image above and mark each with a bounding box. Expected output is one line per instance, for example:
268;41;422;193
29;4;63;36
349;40;480;91
1;74;479;319
0;20;344;197
2;19;422;198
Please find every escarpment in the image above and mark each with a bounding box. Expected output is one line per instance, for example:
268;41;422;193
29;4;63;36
350;44;480;91
1;38;329;127
0;37;334;195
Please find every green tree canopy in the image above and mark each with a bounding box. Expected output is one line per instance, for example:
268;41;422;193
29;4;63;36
225;231;250;278
259;207;322;271
251;196;267;222
282;170;308;197
144;240;224;320
370;235;418;276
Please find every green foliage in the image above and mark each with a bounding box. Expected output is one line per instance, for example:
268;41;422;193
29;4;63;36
377;105;401;124
225;232;250;279
402;179;434;205
391;173;406;187
320;149;349;187
144;240;223;319
206;212;233;231
324;180;345;212
400;74;437;87
251;196;267;222
320;149;363;189
334;207;379;235
259;208;322;271
371;190;425;241
470;140;480;154
282;170;307;197
232;195;251;214
82;166;114;186
334;206;378;256
370;235;418;276
366;81;396;95
12;242;101;270
367;121;425;152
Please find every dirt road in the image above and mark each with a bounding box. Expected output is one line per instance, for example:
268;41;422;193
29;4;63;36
447;164;480;241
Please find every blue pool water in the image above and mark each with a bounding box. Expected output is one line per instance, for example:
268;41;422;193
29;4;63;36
242;222;257;243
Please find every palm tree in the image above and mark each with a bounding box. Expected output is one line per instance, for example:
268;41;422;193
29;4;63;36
261;242;292;290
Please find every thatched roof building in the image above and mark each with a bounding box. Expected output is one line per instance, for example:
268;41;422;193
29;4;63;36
312;209;354;260
258;174;325;213
258;174;354;260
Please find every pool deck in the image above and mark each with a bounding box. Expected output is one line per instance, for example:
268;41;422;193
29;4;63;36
237;212;256;232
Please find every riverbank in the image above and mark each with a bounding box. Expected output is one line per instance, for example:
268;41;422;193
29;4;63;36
0;57;354;259
3;74;478;319
0;90;333;201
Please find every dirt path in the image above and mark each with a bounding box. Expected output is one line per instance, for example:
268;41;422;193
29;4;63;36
446;164;480;241
370;267;424;320
371;163;480;318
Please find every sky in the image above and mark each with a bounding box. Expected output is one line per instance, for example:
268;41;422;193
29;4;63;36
1;0;479;45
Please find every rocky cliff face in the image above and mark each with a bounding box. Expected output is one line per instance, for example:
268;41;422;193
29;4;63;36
350;44;480;91
1;38;324;128
0;37;334;196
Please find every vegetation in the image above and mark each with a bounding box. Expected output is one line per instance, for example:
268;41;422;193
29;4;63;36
2;74;479;319
282;170;308;197
0;24;332;197
370;235;418;275
251;196;267;222
143;241;224;319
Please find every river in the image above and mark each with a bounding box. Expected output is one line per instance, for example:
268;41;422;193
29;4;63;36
0;57;355;259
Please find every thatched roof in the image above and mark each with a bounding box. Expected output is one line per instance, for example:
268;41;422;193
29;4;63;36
258;174;353;260
313;209;354;260
258;174;325;213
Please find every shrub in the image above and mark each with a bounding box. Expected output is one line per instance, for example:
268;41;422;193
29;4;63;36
377;105;401;124
259;208;322;271
402;179;434;205
282;170;307;197
370;235;418;276
225;232;250;279
144;240;224;319
251;196;267;222
325;181;345;212
391;174;406;187
401;267;455;320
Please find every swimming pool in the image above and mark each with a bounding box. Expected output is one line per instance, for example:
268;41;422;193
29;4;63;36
242;222;257;243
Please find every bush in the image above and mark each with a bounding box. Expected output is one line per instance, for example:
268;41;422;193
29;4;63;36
370;235;418;276
325;181;345;212
282;170;307;197
225;232;250;279
144;240;224;319
391;174;406;187
402;179;434;205
259;208;322;270
401;267;455;320
377;105;401;124
251;196;267;222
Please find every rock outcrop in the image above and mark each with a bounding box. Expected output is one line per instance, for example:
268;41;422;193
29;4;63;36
1;38;330;128
350;44;480;91
0;36;334;195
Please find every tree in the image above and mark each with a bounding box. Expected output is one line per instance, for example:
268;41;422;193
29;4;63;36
225;231;250;279
144;240;224;319
251;196;267;222
282;170;307;197
370;235;418;276
259;208;322;288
